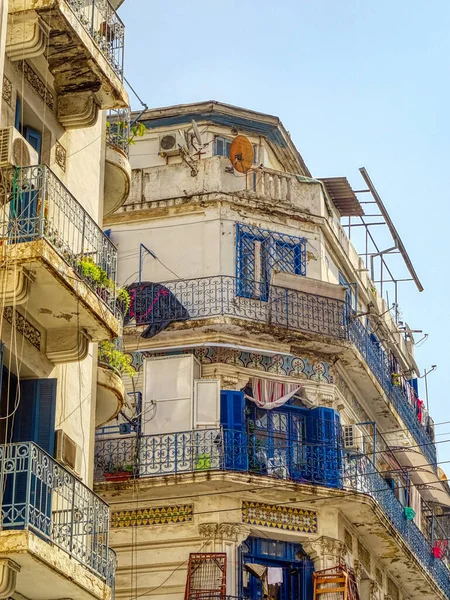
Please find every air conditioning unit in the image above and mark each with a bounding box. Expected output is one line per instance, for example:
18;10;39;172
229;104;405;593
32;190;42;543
0;127;39;168
158;132;183;157
342;424;365;453
55;430;82;475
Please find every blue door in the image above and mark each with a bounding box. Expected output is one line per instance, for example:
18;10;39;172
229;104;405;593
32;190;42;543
241;537;314;600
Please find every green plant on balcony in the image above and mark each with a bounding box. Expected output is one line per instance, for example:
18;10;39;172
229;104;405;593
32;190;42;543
104;462;134;481
117;286;131;313
98;340;135;377
106;120;146;153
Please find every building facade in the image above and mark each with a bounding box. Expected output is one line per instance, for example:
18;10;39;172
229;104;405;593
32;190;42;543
94;101;450;600
0;0;130;598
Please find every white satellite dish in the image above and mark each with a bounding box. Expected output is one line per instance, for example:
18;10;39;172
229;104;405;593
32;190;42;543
191;119;203;146
177;129;188;152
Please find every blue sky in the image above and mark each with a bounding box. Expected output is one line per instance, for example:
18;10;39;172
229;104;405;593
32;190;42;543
119;1;450;465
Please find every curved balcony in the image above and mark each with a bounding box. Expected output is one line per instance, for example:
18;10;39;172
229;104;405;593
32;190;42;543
104;109;132;216
94;429;449;600
2;441;115;599
123;276;436;467
0;166;122;365
96;341;127;427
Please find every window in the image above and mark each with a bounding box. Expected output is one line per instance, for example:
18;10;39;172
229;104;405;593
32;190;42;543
214;136;261;165
214;136;232;158
236;223;307;299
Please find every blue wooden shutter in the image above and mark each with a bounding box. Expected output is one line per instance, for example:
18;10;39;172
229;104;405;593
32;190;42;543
14;378;57;455
220;390;245;431
220;390;247;471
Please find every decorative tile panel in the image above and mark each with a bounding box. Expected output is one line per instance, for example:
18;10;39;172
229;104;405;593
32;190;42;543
18;60;54;111
111;504;193;528
55;141;67;171
131;347;333;384
2;75;12;106
3;307;41;350
242;501;317;533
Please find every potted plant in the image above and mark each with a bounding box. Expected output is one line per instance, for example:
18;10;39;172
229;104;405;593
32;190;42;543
104;463;133;482
98;340;135;377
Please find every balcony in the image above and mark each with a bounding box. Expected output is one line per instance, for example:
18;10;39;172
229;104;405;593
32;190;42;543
96;340;127;427
0;165;121;364
124;275;436;467
6;0;128;127
104;109;132;216
94;429;449;600
1;442;114;600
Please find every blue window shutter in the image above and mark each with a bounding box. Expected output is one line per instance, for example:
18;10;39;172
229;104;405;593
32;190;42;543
24;126;42;159
14;96;21;131
14;379;57;455
34;379;57;456
221;390;247;471
220;390;245;431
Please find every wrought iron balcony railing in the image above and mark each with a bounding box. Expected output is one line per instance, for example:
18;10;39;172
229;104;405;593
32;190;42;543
125;275;436;465
126;276;347;339
1;165;119;315
94;429;449;597
1;442;115;584
94;428;342;486
106;108;130;157
66;0;124;78
345;455;450;598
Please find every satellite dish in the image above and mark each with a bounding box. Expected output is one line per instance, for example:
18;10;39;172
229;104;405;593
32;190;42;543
177;129;188;152
229;135;254;173
191;119;203;146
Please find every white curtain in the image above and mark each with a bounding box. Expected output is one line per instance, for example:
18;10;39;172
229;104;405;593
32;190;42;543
245;377;302;410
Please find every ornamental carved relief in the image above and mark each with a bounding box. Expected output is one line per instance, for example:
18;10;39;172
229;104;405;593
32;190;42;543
3;307;41;350
2;75;12;106
198;523;250;543
303;536;347;570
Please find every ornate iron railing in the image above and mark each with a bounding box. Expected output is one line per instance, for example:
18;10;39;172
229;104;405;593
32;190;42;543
94;430;449;596
0;442;115;584
66;0;125;78
125;275;436;465
344;455;450;597
349;317;436;466
94;428;342;487
106;108;130;157
125;275;347;340
1;165;119;315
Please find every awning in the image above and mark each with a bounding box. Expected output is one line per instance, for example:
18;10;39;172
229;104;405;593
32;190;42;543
319;177;364;217
393;447;450;506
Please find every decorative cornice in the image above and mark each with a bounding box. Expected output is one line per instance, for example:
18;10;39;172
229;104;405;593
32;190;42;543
198;522;250;543
0;558;20;598
302;536;346;564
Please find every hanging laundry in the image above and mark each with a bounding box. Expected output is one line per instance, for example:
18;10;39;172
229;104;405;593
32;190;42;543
267;567;283;585
125;282;190;338
416;398;424;423
245;377;301;410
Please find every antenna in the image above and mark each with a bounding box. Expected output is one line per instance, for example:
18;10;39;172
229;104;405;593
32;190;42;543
229;135;254;173
191;119;203;146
